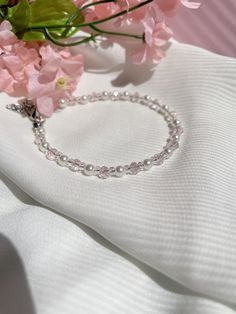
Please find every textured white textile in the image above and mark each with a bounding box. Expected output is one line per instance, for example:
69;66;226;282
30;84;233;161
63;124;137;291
0;41;236;314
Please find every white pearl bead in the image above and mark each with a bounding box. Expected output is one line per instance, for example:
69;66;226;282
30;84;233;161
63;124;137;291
115;165;125;177
112;91;120;100
145;95;151;101
28;91;182;179
58;155;68;166
39;142;49;152
143;159;153;170
150;104;157;110
38;127;45;134
84;164;94;176
102;91;109;99
59;99;67;109
80;95;88;104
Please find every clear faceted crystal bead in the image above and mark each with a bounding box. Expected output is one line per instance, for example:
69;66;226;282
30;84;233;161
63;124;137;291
46;149;58;161
78;161;86;171
152;153;165;166
69;163;80;172
128;92;138;103
34;136;43;145
124;165;130;172
98;166;110;179
137;162;145;171
35;127;45;136
129;162;140;175
26;91;183;179
66;159;79;172
175;126;184;136
108;167;116;176
70;159;85;172
94;166;101;175
68;99;76;106
167;141;179;152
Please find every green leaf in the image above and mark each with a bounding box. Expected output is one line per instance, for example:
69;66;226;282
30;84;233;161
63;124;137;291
8;0;30;32
29;0;84;27
0;0;8;5
22;31;46;41
7;0;84;42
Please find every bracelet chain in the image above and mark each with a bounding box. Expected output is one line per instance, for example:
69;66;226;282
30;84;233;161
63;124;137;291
6;91;183;179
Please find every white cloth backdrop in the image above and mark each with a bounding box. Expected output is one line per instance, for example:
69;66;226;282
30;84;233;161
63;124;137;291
0;41;236;314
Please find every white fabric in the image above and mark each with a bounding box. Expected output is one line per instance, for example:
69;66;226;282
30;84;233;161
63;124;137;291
0;41;236;314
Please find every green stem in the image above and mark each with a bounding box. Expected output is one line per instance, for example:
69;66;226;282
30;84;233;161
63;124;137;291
90;24;144;41
44;27;98;47
70;0;115;23
29;0;154;30
0;9;5;19
62;0;114;38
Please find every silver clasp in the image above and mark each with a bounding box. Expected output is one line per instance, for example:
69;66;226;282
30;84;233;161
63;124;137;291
21;99;43;123
6;99;45;124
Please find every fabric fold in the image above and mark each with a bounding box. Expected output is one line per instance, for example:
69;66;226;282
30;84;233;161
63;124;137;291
1;41;236;313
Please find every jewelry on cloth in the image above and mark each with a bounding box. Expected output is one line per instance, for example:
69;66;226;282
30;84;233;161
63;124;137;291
6;91;183;179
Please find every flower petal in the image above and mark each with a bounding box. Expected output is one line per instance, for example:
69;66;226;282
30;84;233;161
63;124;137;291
36;96;55;117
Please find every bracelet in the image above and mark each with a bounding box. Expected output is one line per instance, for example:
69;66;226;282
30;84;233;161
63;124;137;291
6;91;183;179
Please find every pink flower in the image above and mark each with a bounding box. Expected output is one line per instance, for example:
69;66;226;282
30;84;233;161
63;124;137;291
131;19;172;64
91;0;138;20
0;69;15;93
1;43;40;88
93;2;120;19
0;21;40;94
26;45;84;117
114;0;148;27
73;0;97;22
0;21;84;117
0;20;17;51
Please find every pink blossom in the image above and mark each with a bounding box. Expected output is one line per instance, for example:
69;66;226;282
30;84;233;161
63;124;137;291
93;2;120;19
0;0;201;116
26;45;84;117
1;44;40;89
0;69;15;93
131;19;172;64
0;21;84;117
0;20;17;51
91;0;141;20
73;0;97;22
0;21;40;94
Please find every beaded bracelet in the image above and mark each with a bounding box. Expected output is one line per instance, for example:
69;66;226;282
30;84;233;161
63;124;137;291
6;91;183;179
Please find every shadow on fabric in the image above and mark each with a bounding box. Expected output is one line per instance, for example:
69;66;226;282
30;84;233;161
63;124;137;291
72;40;172;87
0;234;35;314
